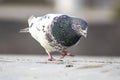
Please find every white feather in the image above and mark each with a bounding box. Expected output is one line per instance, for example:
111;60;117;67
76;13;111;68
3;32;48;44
28;14;63;52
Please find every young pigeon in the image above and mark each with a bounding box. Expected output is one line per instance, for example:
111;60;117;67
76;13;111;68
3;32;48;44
23;14;88;61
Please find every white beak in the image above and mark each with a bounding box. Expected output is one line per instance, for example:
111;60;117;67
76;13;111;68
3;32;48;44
81;31;87;38
80;28;88;38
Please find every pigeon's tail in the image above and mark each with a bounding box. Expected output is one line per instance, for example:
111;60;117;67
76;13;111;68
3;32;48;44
19;28;29;33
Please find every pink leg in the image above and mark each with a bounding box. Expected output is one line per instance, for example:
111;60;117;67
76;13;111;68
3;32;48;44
60;50;74;59
46;51;55;61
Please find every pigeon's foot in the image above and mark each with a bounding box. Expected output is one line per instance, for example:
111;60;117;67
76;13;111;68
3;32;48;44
48;58;56;61
46;51;56;61
60;50;74;59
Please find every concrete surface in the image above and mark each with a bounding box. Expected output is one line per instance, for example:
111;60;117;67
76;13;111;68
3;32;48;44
0;55;120;80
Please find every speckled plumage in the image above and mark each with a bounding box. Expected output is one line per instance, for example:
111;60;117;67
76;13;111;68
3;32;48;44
27;14;88;61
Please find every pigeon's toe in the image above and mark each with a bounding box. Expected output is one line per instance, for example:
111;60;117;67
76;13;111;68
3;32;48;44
48;58;56;61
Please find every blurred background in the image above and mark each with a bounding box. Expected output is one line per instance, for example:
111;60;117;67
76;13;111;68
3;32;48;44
0;0;120;56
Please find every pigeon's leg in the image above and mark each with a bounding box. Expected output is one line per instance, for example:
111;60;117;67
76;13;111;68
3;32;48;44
46;51;55;61
60;50;74;59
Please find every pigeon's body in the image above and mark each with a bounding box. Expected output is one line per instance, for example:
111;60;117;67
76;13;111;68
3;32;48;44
27;14;88;61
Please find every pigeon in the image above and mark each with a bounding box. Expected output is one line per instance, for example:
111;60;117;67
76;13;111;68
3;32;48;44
21;14;88;61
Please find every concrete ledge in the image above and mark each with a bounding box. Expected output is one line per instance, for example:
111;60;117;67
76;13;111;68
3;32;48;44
0;55;120;80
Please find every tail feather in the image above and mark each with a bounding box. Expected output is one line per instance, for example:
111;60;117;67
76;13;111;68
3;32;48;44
19;28;29;33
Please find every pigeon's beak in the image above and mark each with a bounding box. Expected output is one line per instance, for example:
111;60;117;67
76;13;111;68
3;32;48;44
81;30;87;38
80;28;88;38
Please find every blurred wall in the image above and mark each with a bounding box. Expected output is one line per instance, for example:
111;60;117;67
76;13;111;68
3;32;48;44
0;0;120;56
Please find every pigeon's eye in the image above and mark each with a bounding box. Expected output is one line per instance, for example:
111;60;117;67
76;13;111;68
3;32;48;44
76;25;82;29
78;25;85;30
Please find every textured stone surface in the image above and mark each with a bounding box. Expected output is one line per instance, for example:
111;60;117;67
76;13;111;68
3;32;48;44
0;55;120;80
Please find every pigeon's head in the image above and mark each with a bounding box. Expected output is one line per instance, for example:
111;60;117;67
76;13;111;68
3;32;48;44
72;18;88;38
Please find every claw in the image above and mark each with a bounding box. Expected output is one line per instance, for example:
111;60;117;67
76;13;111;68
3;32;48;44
48;58;56;61
60;50;74;59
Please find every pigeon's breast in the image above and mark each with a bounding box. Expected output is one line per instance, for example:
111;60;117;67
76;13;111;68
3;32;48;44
51;15;81;47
